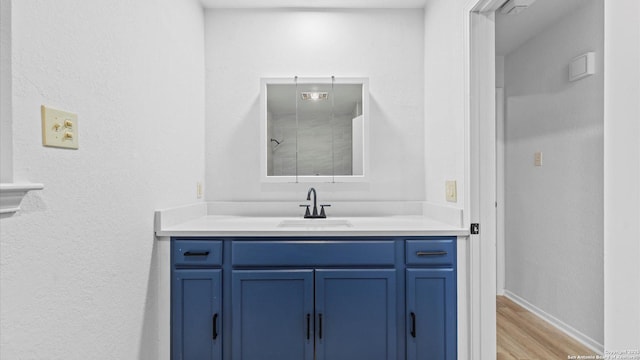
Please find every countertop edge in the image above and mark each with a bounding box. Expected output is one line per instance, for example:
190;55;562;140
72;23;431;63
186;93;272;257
156;229;470;238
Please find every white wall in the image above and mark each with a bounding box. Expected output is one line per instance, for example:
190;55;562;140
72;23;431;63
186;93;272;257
0;0;205;359
0;0;12;182
604;0;640;353
423;1;467;209
503;0;604;345
204;9;425;201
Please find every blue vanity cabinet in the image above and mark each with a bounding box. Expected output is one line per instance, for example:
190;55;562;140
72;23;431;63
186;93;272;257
231;270;315;360
314;269;396;360
405;238;457;360
231;240;397;360
172;269;222;360
231;268;396;360
171;240;223;360
171;236;457;360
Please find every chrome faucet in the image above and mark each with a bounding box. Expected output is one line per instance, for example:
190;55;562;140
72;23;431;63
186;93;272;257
300;187;330;218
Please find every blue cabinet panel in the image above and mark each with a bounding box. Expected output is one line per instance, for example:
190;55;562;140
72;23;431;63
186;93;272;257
406;268;457;360
172;269;222;360
405;238;455;267
173;240;223;267
315;269;397;360
231;240;395;267
232;270;314;360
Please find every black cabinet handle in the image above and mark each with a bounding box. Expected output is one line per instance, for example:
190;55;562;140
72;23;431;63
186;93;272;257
306;313;311;340
212;313;219;340
410;312;416;338
416;251;447;256
318;313;323;339
184;251;210;256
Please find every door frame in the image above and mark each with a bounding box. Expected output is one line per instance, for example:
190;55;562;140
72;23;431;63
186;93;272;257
464;0;502;359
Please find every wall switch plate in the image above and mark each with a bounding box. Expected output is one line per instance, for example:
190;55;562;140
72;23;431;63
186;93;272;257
534;151;543;166
196;182;203;199
41;105;78;149
445;180;457;202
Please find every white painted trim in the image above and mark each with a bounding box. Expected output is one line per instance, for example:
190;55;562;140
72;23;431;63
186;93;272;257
463;1;479;357
475;0;509;13
504;290;605;355
465;0;499;358
0;183;44;216
457;236;471;360
496;87;505;296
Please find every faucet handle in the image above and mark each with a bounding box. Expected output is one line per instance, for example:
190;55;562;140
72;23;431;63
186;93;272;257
319;204;331;218
299;204;311;217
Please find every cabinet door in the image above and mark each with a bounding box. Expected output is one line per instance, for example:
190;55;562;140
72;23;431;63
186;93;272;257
172;269;222;360
232;270;314;360
406;268;457;360
315;269;397;360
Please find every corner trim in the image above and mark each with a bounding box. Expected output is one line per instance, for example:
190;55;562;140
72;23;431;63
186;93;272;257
0;183;44;216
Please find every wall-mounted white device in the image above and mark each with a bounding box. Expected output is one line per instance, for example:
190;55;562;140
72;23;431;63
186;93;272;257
499;0;537;15
569;52;596;82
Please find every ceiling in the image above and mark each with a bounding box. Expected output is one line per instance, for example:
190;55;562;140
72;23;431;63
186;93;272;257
200;0;427;8
496;0;588;56
200;0;588;57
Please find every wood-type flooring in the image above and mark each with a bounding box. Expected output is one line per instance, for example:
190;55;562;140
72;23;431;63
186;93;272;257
497;295;599;360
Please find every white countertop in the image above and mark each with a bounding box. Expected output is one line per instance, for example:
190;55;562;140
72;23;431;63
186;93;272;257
155;214;468;237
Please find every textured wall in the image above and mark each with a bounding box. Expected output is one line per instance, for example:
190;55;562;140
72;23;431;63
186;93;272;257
423;0;467;209
0;0;205;359
504;0;604;345
604;0;640;352
0;0;12;182
204;9;425;201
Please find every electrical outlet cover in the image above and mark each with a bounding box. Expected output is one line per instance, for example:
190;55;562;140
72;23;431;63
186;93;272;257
41;105;78;149
446;180;457;202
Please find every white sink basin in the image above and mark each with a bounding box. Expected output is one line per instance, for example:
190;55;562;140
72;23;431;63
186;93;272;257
277;219;353;228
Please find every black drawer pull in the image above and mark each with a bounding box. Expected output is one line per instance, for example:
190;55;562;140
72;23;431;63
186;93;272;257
318;313;323;339
183;251;210;256
416;251;447;256
410;312;416;338
306;313;311;340
212;313;219;340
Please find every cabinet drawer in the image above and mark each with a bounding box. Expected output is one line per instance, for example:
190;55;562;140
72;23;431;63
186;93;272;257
232;240;395;267
405;239;455;267
173;240;223;267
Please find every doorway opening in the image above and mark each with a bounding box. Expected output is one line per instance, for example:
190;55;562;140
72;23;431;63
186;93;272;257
495;0;605;357
468;0;605;357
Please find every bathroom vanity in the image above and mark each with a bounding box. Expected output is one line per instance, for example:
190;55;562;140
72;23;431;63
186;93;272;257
156;206;467;360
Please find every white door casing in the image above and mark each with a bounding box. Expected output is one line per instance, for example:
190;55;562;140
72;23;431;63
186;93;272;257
464;0;501;359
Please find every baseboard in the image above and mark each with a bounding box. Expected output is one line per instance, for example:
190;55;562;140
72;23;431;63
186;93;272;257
496;288;505;296
503;290;604;355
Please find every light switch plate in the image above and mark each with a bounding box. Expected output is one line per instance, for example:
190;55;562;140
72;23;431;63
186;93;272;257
534;151;543;166
445;180;457;202
196;182;203;199
41;105;78;149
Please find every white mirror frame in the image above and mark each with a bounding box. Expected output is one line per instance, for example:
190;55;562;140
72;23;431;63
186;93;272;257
259;77;370;183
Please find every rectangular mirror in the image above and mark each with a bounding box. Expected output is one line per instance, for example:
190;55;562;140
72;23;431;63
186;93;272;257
260;77;369;183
